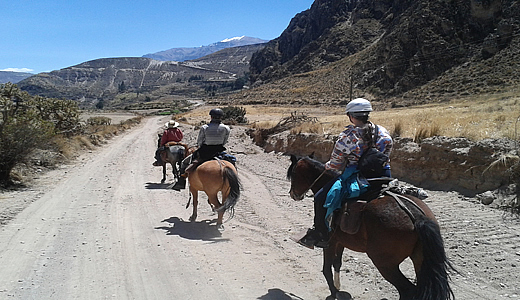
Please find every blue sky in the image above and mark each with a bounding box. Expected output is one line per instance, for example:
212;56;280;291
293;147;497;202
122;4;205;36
1;0;314;74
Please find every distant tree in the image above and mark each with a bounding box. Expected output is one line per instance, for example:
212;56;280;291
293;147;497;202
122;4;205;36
188;75;203;82
96;99;105;109
221;106;247;124
233;77;247;90
118;81;126;93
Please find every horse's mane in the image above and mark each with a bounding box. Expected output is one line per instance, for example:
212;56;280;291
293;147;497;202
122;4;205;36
287;155;327;180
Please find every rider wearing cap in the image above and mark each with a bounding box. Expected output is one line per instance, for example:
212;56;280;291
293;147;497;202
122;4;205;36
298;98;393;249
172;108;231;191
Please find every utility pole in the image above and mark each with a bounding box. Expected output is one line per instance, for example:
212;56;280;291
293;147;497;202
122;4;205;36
349;70;353;101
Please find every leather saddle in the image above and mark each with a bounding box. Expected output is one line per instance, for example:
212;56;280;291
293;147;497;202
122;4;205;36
336;177;427;235
336;177;394;235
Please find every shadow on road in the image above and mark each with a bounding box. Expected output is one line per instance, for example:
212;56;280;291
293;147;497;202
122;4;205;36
145;182;173;189
155;216;228;242
257;288;305;300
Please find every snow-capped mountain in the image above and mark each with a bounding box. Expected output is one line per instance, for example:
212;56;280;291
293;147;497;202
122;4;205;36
143;36;268;62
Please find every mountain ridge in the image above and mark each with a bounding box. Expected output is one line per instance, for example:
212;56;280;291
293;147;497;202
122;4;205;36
17;42;265;109
143;36;268;62
0;71;34;84
238;0;520;106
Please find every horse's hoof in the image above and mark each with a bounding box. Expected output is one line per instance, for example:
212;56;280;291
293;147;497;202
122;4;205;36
335;291;352;300
189;215;197;222
217;224;224;231
161;179;166;184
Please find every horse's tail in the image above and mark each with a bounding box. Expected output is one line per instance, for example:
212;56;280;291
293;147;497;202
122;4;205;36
218;166;240;214
415;216;456;300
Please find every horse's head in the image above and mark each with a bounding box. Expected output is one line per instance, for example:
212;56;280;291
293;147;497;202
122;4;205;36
157;134;163;148
287;154;326;201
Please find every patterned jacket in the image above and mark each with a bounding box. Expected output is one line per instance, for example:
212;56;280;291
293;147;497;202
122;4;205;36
325;122;393;172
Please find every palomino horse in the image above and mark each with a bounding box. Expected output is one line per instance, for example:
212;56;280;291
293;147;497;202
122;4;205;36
187;159;240;231
157;136;188;183
287;155;455;300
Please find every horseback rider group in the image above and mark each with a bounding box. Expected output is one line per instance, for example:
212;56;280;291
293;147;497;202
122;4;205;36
156;101;413;251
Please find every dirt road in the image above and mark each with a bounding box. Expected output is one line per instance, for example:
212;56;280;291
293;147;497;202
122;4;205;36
1;115;519;300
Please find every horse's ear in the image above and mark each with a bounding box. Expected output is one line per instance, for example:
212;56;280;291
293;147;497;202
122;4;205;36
290;154;298;164
309;152;315;159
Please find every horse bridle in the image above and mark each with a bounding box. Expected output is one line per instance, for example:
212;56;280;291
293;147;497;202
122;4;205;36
290;168;326;200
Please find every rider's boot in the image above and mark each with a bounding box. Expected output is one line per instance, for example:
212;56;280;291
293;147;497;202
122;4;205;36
298;198;329;249
172;175;186;191
298;227;329;249
172;163;188;191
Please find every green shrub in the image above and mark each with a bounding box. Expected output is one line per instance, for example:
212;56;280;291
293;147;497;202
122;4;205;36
0;83;81;185
221;106;248;124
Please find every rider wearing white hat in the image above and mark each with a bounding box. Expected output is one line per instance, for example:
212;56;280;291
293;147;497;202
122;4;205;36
298;98;393;249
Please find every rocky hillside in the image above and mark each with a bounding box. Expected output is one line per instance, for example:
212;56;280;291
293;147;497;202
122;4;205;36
232;0;519;106
17;43;263;109
188;43;266;78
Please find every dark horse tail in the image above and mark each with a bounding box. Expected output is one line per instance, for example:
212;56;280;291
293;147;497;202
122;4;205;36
217;166;240;215
414;216;456;300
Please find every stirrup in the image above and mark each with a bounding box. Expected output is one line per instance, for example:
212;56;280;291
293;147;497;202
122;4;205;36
172;178;186;191
297;234;316;249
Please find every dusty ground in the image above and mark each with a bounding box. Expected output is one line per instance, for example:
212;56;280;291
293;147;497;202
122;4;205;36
1;114;520;300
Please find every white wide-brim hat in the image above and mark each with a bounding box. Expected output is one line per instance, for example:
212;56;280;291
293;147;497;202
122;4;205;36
165;120;179;128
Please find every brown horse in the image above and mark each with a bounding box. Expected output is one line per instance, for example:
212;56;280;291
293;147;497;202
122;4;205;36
287;155;455;300
187;159;240;231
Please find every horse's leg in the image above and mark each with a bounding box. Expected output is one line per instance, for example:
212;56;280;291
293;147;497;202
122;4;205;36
161;164;166;183
189;186;198;222
171;162;178;181
207;193;224;230
323;242;340;298
216;187;232;231
333;246;344;290
371;258;416;300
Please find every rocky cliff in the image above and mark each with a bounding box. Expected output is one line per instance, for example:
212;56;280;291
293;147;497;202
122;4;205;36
246;0;519;105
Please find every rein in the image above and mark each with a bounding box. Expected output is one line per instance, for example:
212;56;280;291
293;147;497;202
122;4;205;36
307;171;326;193
292;169;327;198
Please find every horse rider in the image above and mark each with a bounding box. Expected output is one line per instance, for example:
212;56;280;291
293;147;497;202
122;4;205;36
172;108;231;191
153;120;184;166
298;98;393;249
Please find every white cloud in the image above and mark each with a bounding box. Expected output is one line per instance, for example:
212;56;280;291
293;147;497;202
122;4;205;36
1;68;34;73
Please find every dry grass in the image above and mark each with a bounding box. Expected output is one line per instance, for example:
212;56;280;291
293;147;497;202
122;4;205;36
180;93;520;141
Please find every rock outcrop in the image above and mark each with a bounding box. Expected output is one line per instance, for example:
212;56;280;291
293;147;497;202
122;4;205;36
257;130;517;196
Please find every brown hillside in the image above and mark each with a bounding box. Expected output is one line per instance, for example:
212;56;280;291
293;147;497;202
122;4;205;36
225;0;520;107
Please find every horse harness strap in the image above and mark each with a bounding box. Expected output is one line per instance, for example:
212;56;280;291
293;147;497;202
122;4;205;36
384;190;426;224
